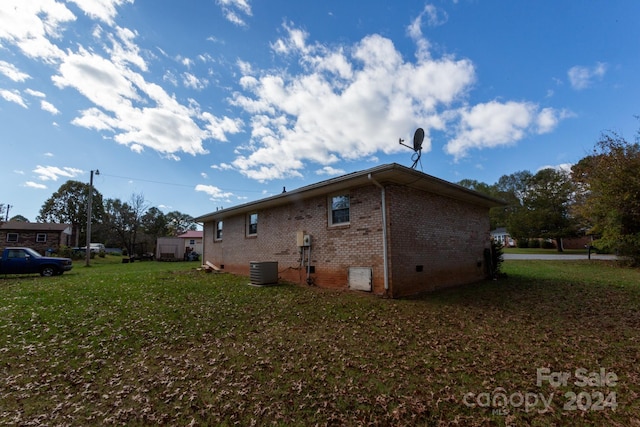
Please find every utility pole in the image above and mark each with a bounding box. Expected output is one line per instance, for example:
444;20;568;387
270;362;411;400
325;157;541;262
85;169;100;266
5;204;11;221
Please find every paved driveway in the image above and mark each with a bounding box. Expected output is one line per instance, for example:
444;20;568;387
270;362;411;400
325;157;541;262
503;253;618;260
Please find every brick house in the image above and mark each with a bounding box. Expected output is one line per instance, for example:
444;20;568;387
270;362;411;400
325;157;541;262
490;227;515;247
195;163;505;298
0;221;73;254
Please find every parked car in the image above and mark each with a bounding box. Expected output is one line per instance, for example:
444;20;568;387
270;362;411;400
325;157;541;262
80;243;106;253
0;247;73;277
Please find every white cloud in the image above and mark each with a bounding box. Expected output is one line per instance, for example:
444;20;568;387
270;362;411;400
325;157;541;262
1;2;241;161
270;22;310;55
47;40;237;157
0;89;28;108
25;89;46;98
163;70;178;86
537;163;572;173
24;181;48;189
1;2;572;188
105;26;148;71
536;107;575;133
444;101;567;160
0;60;30;82
216;0;252;26
41;100;60;115
32;165;83;181
0;0;75;62
316;166;345;176
406;4;448;60
195;184;234;200
183;72;209;90
67;0;133;26
229;23;476;180
568;63;607;90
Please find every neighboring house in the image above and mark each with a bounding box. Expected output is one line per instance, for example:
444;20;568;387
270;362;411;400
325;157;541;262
178;230;203;255
491;227;515;247
195;163;505;298
156;230;203;261
560;236;593;250
0;221;73;254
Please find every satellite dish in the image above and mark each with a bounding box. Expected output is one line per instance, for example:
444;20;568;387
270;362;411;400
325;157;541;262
398;127;425;171
413;128;425;151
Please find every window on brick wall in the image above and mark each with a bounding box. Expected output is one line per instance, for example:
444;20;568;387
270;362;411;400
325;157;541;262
36;233;47;243
6;233;18;243
215;221;223;240
247;213;258;236
329;194;350;226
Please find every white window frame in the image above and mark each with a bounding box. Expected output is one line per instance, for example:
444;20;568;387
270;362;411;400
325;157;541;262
6;233;18;243
36;233;47;243
329;194;350;226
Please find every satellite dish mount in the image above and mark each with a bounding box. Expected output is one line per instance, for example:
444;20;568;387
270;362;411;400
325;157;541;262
399;128;425;170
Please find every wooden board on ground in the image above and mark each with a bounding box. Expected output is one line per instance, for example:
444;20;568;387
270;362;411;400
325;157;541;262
199;261;222;273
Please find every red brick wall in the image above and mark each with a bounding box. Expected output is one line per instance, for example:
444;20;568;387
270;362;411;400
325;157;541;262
201;183;491;297
386;185;490;297
203;185;386;293
0;231;67;254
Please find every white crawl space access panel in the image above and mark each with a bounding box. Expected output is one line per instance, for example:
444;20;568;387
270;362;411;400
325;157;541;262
348;267;372;291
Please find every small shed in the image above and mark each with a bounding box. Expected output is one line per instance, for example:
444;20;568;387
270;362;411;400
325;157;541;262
156;237;184;261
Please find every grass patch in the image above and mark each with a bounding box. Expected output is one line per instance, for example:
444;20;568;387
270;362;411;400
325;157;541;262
503;247;589;255
0;258;639;425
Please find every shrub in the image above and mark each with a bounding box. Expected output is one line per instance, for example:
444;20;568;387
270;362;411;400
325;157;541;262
542;240;556;249
485;240;504;279
58;246;72;258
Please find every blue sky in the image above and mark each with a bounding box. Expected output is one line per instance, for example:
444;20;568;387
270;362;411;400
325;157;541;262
1;0;638;222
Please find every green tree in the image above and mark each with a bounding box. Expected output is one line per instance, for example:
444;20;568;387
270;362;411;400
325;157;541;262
456;179;506;229
37;180;104;246
101;198;131;252
101;194;149;256
165;211;197;236
508;168;577;251
456;179;494;195
572;130;640;263
141;207;168;239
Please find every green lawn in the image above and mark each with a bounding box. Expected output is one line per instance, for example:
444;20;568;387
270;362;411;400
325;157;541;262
1;256;638;426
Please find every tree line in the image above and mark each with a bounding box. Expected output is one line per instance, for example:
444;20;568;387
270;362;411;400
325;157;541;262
33;182;197;256
457;127;640;264
3;126;639;263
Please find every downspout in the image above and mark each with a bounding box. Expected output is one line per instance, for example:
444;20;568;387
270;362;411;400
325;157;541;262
368;174;389;292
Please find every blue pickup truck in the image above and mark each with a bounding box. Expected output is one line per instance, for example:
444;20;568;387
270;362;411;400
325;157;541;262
0;247;73;277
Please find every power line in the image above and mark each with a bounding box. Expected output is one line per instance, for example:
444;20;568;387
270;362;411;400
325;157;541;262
98;173;267;193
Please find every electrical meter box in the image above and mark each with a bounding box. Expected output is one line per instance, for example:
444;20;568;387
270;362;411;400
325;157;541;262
297;231;311;247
